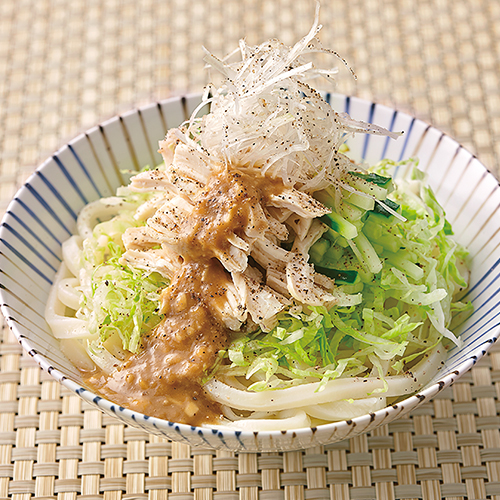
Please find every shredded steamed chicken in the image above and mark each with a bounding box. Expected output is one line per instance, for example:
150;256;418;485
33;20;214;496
46;8;471;429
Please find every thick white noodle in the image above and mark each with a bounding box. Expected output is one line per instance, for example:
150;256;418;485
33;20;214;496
45;262;95;340
59;339;95;372
215;397;387;430
205;344;446;413
86;343;122;374
49;199;136;341
56;277;81;311
213;410;311;431
47;200;137;372
61;235;83;278
305;396;386;421
76;197;137;239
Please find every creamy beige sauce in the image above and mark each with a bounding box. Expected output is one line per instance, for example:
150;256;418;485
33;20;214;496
85;260;230;425
160;167;285;260
85;167;286;425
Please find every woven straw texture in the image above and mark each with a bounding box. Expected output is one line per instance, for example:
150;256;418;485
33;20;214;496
1;0;500;498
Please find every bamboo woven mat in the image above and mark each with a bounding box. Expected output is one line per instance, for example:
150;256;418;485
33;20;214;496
1;0;500;498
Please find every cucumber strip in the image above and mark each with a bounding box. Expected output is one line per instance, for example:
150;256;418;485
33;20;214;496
339;281;364;294
313;245;347;269
345;173;388;200
341;189;375;211
338;200;366;222
371;198;400;217
314;267;360;284
320;212;358;240
349;171;393;188
372;242;384;256
314;188;366;222
314;188;335;208
336;234;350;248
366;211;399;227
385;251;424;281
363;221;401;253
375;235;400;253
309;238;330;263
350;233;383;274
362;220;382;240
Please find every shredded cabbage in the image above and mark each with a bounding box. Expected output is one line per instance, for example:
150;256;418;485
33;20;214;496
77;202;169;354
216;160;473;391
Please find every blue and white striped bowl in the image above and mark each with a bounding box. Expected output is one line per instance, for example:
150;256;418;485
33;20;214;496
1;94;499;452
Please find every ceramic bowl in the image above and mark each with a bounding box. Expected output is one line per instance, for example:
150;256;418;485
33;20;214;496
1;94;499;452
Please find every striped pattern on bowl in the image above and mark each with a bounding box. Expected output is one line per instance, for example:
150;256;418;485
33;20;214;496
0;94;498;452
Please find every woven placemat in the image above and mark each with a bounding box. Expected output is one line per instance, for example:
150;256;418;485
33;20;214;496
1;0;500;498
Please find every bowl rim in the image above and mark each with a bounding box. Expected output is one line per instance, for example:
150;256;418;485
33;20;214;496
1;92;499;449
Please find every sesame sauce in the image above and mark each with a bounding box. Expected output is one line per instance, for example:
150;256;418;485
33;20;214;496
84;167;285;425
